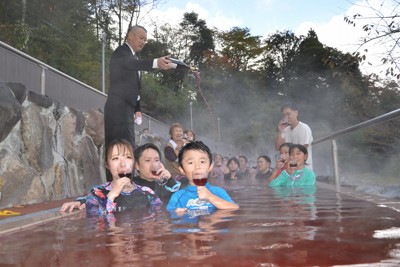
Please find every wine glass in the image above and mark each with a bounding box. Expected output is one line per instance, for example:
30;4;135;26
281;116;289;127
118;162;133;179
193;169;209;203
275;154;285;168
150;161;168;185
288;159;298;169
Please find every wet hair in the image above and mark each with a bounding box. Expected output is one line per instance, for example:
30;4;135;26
257;155;271;164
178;141;213;167
281;101;298;112
134;143;161;162
169;122;183;136
279;142;293;151
227;157;240;167
105;139;134;182
238;155;248;163
289;144;308;156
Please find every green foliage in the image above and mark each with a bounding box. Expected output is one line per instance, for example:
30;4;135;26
0;0;106;89
0;3;399;159
218;27;264;72
140;72;191;124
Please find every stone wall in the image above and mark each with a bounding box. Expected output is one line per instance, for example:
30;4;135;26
0;81;106;208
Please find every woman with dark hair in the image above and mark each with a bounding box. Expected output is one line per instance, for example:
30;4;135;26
269;142;293;182
86;139;162;215
183;128;196;142
254;155;272;180
224;157;243;182
60;140;181;211
269;144;316;187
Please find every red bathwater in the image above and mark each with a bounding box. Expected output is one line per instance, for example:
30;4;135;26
0;183;400;267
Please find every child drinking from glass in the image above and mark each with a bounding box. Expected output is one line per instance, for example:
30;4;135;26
269;144;316;187
167;141;239;212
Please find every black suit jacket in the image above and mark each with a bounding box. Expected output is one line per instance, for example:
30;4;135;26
104;43;155;146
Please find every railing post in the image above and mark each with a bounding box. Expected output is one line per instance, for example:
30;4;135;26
190;102;193;130
332;139;341;192
101;32;106;94
40;66;46;95
148;115;151;132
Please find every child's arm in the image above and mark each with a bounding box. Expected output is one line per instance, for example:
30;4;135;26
268;168;281;182
197;187;239;210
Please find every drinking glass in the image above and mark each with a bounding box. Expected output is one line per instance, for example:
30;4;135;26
281;117;289;126
118;163;133;179
193;169;209;202
150;161;168;185
275;154;285;167
289;159;298;169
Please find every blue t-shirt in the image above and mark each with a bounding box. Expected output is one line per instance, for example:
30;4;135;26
167;183;235;211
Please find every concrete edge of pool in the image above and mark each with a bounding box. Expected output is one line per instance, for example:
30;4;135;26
0;207;83;235
0;182;399;235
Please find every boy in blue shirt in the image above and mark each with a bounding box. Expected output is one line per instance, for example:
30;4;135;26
167;141;239;212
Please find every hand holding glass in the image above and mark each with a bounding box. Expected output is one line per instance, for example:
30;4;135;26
275;154;285;168
193;169;209;203
281;117;289;126
118;163;133;179
118;164;134;192
193;169;208;186
151;161;168;185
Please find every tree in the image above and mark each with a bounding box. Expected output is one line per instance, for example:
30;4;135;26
260;30;303;95
101;0;162;46
218;27;264;72
0;0;107;89
180;12;215;67
344;0;400;78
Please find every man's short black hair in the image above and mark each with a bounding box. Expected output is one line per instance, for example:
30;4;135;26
238;155;248;163
281;101;299;112
257;155;271;164
178;141;213;167
134;143;161;162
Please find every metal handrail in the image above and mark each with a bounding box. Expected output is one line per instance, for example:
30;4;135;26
313;108;400;144
0;41;104;97
312;108;400;191
0;40;236;156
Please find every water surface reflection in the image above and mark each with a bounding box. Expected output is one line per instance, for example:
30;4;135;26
0;184;400;266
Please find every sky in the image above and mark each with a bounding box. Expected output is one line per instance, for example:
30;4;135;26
138;0;392;77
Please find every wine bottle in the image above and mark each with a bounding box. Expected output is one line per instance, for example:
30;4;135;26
169;58;190;70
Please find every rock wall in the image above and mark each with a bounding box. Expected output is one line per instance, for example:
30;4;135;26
0;81;106;208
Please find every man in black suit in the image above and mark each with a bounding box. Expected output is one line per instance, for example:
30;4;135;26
104;25;172;149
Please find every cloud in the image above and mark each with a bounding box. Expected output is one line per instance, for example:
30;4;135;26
142;2;242;33
140;0;396;78
295;0;393;77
